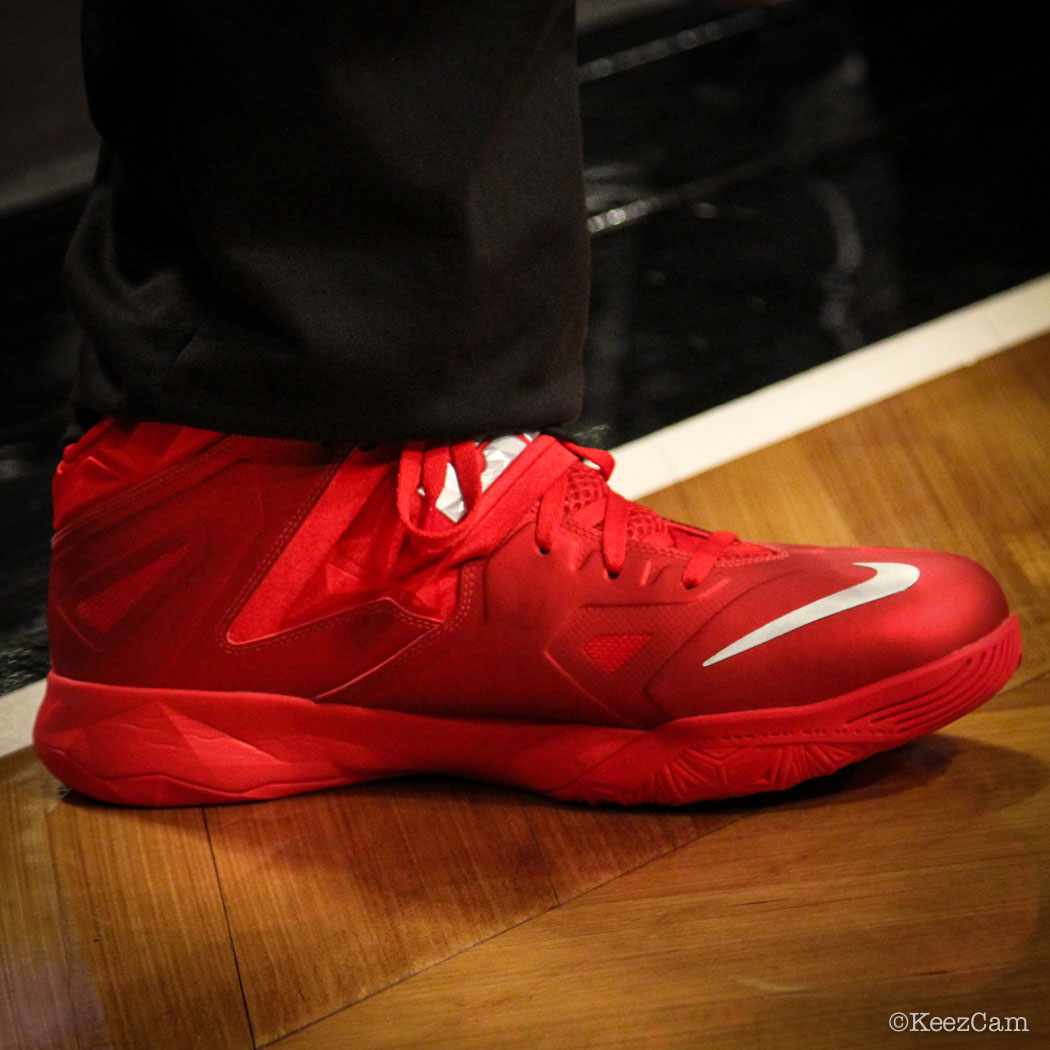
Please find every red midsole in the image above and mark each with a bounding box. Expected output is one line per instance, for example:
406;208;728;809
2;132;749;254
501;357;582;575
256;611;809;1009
33;616;1021;805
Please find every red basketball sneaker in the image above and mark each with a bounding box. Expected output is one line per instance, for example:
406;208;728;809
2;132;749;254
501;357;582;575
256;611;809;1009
35;421;1021;806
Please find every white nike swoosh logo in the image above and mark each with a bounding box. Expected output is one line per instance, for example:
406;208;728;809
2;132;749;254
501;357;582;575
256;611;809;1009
702;561;920;667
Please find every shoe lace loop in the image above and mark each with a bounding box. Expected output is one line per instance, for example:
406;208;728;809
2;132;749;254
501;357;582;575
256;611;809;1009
539;441;736;586
396;441;483;541
395;437;737;589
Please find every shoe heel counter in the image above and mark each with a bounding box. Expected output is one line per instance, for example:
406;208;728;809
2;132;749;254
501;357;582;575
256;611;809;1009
48;422;234;681
52;420;228;532
47;502;207;684
47;443;346;688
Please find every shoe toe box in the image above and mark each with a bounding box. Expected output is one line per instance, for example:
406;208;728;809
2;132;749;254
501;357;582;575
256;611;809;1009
654;547;1012;717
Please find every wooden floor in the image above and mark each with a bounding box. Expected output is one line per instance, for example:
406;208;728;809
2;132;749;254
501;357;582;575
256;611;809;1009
4;334;1050;1050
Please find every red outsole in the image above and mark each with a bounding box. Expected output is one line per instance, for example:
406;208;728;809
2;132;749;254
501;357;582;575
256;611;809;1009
33;615;1021;807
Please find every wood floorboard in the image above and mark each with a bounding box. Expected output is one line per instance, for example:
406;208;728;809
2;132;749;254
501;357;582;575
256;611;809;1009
204;774;746;1044
511;796;736;905
1;747;254;1050
204;780;559;1046
46;795;255;1050
2;335;1048;1049
1;750;108;1050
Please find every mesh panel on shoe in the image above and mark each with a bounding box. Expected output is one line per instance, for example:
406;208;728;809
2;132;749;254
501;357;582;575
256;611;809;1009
565;466;605;516
564;464;771;561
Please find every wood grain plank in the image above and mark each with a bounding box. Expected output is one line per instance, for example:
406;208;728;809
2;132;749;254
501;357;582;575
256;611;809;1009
207;772;747;1045
272;677;1050;1050
644;434;861;549
205;780;559;1046
0;748;110;1050
46;795;253;1050
520;796;741;904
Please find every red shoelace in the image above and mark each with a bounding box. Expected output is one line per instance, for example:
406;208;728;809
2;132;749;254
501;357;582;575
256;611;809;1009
396;438;739;591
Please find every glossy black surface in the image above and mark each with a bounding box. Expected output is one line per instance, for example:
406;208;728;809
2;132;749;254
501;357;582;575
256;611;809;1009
2;0;1048;693
577;0;1048;443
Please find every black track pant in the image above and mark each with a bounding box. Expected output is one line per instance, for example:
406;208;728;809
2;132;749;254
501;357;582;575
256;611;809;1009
67;1;589;444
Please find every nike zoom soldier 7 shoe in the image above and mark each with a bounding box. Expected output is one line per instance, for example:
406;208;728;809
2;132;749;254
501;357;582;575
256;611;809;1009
35;422;1021;806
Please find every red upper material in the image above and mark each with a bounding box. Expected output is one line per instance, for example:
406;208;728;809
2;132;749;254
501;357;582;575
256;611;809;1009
48;421;1009;729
